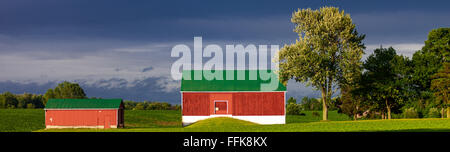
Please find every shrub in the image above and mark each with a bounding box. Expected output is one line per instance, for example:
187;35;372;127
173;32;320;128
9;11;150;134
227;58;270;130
299;97;322;111
391;113;403;119
134;103;146;110
124;100;137;110
287;97;297;105
312;111;320;117
26;103;35;109
173;104;181;110
286;103;302;115
427;108;441;118
403;108;419;118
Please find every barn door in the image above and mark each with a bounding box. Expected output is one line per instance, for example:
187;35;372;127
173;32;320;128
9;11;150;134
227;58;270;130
214;100;228;114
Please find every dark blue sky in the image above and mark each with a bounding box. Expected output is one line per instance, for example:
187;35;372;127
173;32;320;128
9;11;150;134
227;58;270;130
1;0;449;103
2;0;449;42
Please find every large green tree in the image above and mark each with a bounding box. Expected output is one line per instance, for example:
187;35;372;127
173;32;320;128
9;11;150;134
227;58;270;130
422;28;450;58
277;7;365;120
362;47;412;119
411;50;442;91
412;28;449;92
411;28;449;115
44;81;86;104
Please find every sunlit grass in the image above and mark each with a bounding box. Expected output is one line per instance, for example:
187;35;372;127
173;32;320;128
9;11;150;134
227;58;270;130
2;109;449;132
38;117;450;132
0;109;45;132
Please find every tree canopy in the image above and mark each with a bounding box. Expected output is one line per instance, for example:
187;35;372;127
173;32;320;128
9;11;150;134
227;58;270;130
44;81;87;104
362;47;412;119
431;62;450;118
277;6;365;120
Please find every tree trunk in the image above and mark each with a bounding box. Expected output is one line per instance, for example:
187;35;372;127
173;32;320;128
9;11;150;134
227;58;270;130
321;88;328;121
385;99;391;120
387;106;391;120
441;108;445;118
447;107;450;119
322;98;328;121
381;111;385;120
353;114;357;120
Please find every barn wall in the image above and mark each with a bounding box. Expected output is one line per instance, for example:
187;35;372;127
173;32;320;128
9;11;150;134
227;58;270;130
182;92;285;116
45;109;117;128
118;108;124;128
232;92;284;116
182;93;210;116
209;93;232;115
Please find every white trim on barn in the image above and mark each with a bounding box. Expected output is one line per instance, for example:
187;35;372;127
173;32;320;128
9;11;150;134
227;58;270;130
182;115;285;126
44;108;119;110
45;125;118;129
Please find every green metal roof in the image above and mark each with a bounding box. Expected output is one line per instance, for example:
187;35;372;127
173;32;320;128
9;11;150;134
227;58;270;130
181;70;286;91
45;98;123;109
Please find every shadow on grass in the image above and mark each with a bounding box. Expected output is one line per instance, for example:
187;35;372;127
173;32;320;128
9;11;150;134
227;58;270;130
377;128;450;132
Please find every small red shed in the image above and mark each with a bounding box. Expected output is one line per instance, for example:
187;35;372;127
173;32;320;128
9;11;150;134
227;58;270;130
45;99;124;129
181;70;287;125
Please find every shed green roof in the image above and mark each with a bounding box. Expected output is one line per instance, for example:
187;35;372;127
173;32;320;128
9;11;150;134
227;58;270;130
45;99;123;109
181;70;286;91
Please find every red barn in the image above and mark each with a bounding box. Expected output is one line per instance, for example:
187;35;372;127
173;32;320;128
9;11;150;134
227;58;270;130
181;70;287;125
45;99;124;129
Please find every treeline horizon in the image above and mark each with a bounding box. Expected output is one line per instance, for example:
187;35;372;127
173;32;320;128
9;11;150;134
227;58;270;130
0;81;179;110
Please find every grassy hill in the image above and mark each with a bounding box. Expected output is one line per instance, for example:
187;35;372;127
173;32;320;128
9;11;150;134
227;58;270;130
38;117;450;132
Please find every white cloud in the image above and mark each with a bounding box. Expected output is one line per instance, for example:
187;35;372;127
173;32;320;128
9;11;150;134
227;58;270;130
0;39;179;89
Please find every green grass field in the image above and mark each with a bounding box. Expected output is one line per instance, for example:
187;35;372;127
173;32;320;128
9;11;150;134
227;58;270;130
124;110;182;128
286;111;352;123
1;109;450;132
0;109;45;132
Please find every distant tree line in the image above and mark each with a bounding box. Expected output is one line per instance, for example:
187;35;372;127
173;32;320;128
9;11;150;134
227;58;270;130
0;81;180;110
0;92;45;109
286;96;338;115
123;101;181;110
334;28;449;120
